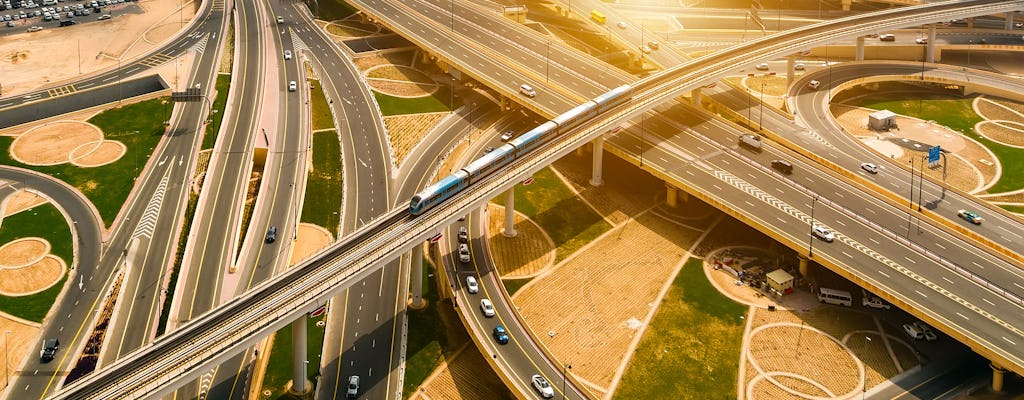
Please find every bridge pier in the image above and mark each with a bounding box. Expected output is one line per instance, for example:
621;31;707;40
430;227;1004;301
503;189;517;237
590;136;604;186
690;87;702;107
840;0;851;11
786;55;796;87
410;246;426;309
967;17;975;28
855;37;865;61
991;363;1008;392
289;316;311;395
1006;13;1015;30
798;255;809;277
925;26;936;63
666;184;678;208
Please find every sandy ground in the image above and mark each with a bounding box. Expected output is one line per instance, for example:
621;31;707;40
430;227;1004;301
9;121;122;166
0;254;65;296
0;238;50;267
288;223;333;266
1;189;48;217
483;204;555;278
383;112;447;167
0;0;196;97
71;140;127;167
409;344;511;400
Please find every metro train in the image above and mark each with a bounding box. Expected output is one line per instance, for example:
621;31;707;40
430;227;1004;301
409;84;633;215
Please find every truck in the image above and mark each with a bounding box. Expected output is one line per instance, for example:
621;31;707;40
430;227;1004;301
738;134;763;151
861;289;891;309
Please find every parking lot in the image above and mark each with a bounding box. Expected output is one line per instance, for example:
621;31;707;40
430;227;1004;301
2;0;136;33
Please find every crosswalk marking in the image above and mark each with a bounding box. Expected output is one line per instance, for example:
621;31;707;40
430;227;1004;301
47;85;77;97
139;53;174;68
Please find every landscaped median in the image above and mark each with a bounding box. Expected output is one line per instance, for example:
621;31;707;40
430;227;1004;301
0;202;72;322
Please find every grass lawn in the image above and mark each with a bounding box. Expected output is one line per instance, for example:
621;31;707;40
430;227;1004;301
260;314;327;398
614;258;746;400
373;86;454;116
0;98;168;227
848;90;1024;193
501;277;532;296
999;204;1024;214
203;74;231;150
493;167;610;263
301;131;343;234
309;79;335;131
0;203;72;322
306;0;357;21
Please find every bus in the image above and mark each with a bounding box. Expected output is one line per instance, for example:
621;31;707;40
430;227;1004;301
817;287;852;306
590;10;606;24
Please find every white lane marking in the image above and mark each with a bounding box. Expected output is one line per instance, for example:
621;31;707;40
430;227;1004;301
904;257;916;264
1004;337;1017;345
877;270;890;278
956;312;969;320
915;290;927;298
934;242;946;250
997;225;1023;239
983;298;994;306
942;276;953;284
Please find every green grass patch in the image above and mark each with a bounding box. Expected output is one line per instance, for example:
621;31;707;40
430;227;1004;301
847;90;1024;193
306;0;357;21
300;131;343;234
0;203;72;321
260;315;327;398
373;86;454;116
309;79;335;131
999;204;1024;214
403;259;455;398
203;74;231;150
493;167;610;262
501;277;532;296
614;258;746;400
0;98;168;227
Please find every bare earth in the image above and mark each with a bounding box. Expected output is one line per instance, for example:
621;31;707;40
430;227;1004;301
483;203;555;278
383;112;447;167
71;140;127;167
0;238;50;267
0;254;65;296
0;318;41;388
11;121;104;165
288;223;334;266
410;344;511;400
515;211;702;397
1;189;49;216
0;0;196;96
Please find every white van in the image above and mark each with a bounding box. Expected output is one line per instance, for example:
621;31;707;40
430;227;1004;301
519;84;536;98
817;287;852;306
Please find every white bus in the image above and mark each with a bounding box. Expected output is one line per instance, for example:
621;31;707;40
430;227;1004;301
817;287;852;306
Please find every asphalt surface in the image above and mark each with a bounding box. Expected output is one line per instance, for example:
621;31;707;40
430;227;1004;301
0;75;167;129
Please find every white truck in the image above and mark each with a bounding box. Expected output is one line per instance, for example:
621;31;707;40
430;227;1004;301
861;289;891;309
738;134;763;151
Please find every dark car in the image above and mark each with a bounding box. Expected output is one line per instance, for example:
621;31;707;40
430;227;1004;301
58;19;76;26
492;325;509;344
40;338;59;362
265;226;277;243
770;159;793;174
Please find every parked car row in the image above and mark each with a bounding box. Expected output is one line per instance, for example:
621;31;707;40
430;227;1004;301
4;0;127;28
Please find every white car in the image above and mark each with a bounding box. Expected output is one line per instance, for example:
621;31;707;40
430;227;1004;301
479;298;495;317
531;374;554;398
902;323;924;340
807;80;820;90
755;62;769;71
500;131;514;142
288;80;297;92
283;50;292;60
860;162;879;174
458;243;471;263
915;37;928;44
346;375;359;398
913;322;937;341
616;21;627;29
518;84;536;98
811;225;835;243
27;25;43;32
465;275;479;294
794;62;805;71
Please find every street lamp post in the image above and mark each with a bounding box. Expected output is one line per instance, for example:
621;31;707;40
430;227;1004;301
4;330;9;389
546;41;550;83
759;79;766;131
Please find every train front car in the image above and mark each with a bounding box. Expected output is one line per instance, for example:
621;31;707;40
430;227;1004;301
409;170;470;215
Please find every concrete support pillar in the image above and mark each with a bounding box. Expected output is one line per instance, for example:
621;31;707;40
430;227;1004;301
855;36;865;61
590;136;604;186
290;316;309;394
786;55;796;87
691;87;702;107
967;17;975;28
503;189;517;237
840;0;851;11
991;363;1007;392
1006;14;1014;30
410;247;425;309
925;26;936;63
798;255;809;277
666;184;678;208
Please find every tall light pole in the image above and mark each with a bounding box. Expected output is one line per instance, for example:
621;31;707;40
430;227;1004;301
4;330;9;389
546;41;550;83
